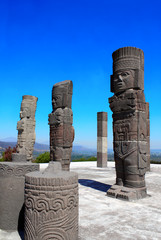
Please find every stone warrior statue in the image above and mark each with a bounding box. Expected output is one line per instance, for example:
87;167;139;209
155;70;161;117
0;95;39;231
48;80;74;171
107;47;149;201
15;95;38;161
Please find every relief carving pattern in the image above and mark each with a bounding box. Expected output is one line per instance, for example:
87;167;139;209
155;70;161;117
0;163;39;177
24;162;78;240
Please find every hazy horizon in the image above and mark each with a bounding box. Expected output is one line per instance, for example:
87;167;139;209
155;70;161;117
0;137;161;151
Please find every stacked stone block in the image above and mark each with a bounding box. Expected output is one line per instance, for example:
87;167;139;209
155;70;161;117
48;80;74;171
97;112;108;167
24;162;78;240
107;47;148;201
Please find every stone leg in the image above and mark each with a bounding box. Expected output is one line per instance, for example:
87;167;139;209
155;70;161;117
123;151;146;188
115;156;124;186
52;147;72;171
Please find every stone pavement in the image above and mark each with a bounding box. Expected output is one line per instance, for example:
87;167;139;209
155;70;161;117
1;161;161;240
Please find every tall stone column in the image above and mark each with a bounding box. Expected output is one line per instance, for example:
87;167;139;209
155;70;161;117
48;80;74;171
97;112;108;167
24;162;78;240
107;47;148;201
146;102;150;171
0;95;39;230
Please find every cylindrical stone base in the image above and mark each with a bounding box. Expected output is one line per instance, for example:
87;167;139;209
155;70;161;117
24;165;78;240
0;162;39;230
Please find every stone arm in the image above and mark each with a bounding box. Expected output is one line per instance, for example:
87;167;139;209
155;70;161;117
17;119;25;130
109;90;144;113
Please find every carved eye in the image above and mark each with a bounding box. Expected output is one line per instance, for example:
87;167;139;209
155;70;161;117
121;72;129;77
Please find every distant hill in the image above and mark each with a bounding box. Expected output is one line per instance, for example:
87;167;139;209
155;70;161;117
0;137;17;142
0;140;161;157
0;141;16;150
0;141;49;152
72;145;97;155
34;142;49;151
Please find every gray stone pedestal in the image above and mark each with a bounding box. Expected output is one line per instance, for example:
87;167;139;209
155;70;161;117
24;162;78;240
0;162;39;230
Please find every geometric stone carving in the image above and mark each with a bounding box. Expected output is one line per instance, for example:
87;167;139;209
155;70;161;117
24;162;78;240
14;95;38;162
0;162;39;230
49;80;74;171
97;112;107;167
107;47;148;201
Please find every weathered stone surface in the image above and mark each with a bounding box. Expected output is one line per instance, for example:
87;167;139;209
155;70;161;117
12;153;27;162
97;112;107;168
52;80;73;109
146;102;150;171
0;162;39;230
107;185;147;201
97;152;107;168
108;47;149;200
24;162;78;240
16;95;38;161
111;47;144;92
49;80;74;170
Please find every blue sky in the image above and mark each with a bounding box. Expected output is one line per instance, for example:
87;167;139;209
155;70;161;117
0;0;161;149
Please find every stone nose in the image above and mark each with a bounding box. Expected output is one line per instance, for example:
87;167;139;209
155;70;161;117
118;74;123;81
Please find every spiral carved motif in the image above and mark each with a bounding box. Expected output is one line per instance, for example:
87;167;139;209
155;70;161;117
0;163;39;177
24;172;78;240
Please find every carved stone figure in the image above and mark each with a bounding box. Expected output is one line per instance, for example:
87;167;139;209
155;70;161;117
24;162;78;240
14;95;38;162
107;47;149;201
48;80;74;171
97;112;108;167
0;95;39;231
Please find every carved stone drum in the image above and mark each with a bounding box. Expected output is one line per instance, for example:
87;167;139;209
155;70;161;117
24;162;78;240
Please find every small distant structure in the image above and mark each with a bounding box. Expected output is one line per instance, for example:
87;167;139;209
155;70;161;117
97;112;108;167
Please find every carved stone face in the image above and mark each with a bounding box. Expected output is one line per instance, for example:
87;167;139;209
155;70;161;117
52;93;63;109
113;70;135;93
20;107;30;119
